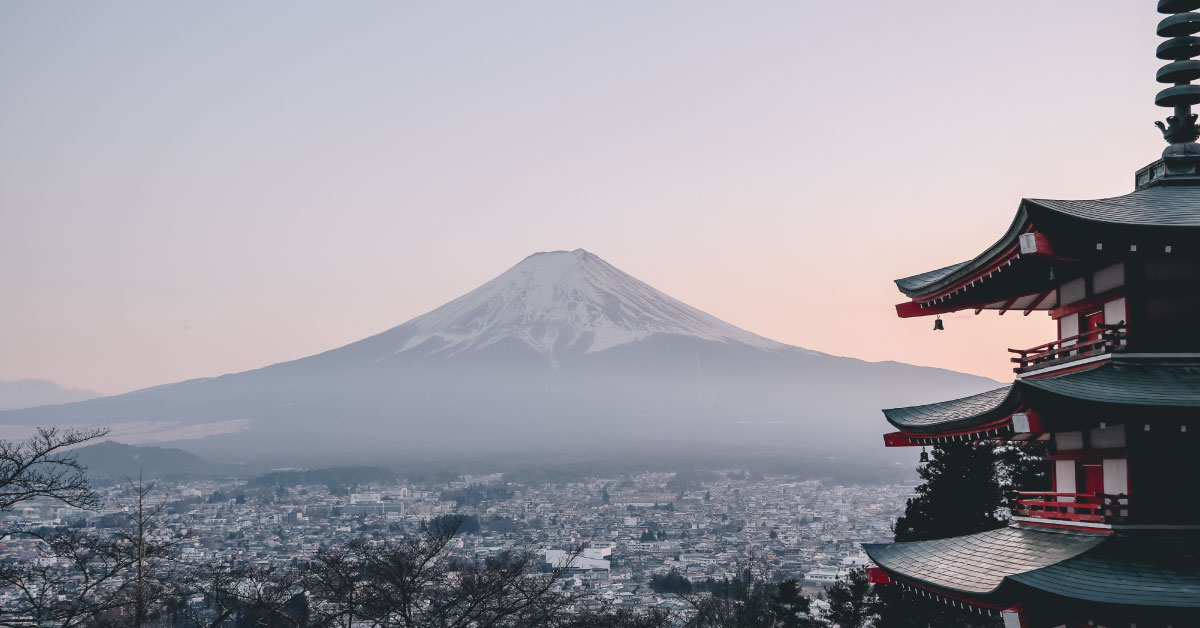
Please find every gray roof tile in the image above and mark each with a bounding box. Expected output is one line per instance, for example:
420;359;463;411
883;360;1200;433
895;186;1200;297
1010;533;1200;607
883;386;1015;432
863;526;1106;595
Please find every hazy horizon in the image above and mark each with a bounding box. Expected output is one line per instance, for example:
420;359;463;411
2;1;1165;394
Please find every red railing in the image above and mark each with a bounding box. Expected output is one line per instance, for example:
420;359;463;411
1008;324;1126;373
1008;491;1129;524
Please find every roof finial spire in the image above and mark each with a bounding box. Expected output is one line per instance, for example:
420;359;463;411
1156;1;1200;145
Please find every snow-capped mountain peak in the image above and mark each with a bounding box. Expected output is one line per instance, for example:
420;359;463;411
391;249;787;361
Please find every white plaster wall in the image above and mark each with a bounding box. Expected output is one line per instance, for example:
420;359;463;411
1104;297;1127;325
1060;314;1079;347
1060;278;1087;305
1103;459;1128;495
1055;460;1077;501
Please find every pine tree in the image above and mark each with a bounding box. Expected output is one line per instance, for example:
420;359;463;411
876;443;1008;627
826;569;875;628
893;443;1007;543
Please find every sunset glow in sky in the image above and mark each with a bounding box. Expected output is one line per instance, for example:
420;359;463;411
0;2;1169;394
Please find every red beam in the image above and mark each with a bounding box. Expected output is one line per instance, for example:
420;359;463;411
866;566;891;584
895;301;966;318
883;432;919;447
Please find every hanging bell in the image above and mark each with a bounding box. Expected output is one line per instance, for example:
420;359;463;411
919;447;929;463
933;316;945;331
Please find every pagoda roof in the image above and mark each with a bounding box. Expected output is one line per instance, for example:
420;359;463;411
894;185;1200;316
862;526;1106;596
1010;533;1200;608
865;528;1200;608
895;261;971;294
882;386;1016;434
883;359;1200;437
1026;185;1200;228
1022;359;1200;408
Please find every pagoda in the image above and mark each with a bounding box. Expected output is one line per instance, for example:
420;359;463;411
862;2;1200;627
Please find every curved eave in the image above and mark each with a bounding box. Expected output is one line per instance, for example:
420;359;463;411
883;386;1018;434
1024;185;1200;229
894;186;1200;316
867;529;1200;609
1008;533;1200;608
894;207;1031;299
882;359;1200;440
863;526;1107;599
1020;359;1200;409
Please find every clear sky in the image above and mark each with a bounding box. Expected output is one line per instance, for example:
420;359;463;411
0;1;1168;394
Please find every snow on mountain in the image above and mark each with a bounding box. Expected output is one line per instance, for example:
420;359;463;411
390;249;790;364
0;248;1000;459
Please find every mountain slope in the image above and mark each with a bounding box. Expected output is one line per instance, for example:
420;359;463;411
71;441;210;484
384;249;787;362
0;250;997;458
0;379;101;411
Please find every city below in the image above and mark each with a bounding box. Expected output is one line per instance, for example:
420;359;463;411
6;466;905;618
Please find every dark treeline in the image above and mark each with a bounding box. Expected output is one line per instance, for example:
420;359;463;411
438;483;514;508
242;466;396;490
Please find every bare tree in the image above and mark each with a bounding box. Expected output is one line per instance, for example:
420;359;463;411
307;515;581;628
0;472;188;628
0;426;112;627
0;527;138;628
166;561;309;628
0;426;108;512
108;474;182;628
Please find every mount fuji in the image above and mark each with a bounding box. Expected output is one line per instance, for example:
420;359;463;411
0;250;996;459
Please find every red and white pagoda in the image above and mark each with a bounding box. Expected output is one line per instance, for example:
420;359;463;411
863;2;1200;627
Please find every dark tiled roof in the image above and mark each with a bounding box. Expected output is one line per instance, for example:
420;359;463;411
1010;533;1200;607
863;526;1106;596
894;261;969;294
883;360;1200;434
1025;186;1200;228
894;186;1200;298
1022;360;1200;407
882;386;1015;433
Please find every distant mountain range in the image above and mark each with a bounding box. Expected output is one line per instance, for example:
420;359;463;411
0;379;101;411
0;250;996;461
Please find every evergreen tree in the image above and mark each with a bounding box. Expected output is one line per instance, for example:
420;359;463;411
826;569;875;628
997;441;1051;494
877;443;1008;627
893;443;1007;543
770;578;821;628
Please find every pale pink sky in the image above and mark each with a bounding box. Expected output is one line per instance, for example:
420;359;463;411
0;2;1165;394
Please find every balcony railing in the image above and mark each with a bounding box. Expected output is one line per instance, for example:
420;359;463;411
1008;491;1129;524
1008;324;1127;373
